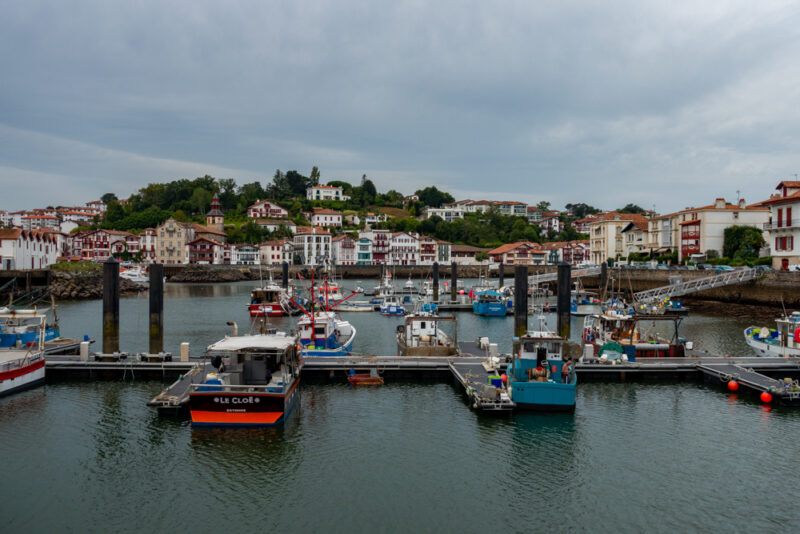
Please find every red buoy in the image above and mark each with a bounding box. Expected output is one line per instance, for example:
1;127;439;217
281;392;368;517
500;374;507;383
760;391;773;403
727;380;739;392
794;327;800;341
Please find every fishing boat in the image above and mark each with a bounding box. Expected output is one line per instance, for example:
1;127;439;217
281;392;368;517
744;312;800;357
297;310;356;356
380;295;406;316
582;311;690;361
396;313;458;356
370;272;396;304
570;285;601;316
0;312;47;396
505;316;576;411
335;299;374;312
248;277;301;317
348;368;384;386
472;290;508;316
401;277;417;294
189;324;302;426
0;307;60;348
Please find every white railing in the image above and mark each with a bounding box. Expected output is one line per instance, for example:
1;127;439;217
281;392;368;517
634;268;758;304
528;266;601;285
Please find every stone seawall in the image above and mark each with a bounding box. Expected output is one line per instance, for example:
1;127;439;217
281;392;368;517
578;269;800;308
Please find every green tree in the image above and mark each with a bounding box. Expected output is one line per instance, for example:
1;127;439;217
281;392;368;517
190;187;213;215
415;186;455;208
309;166;321;186
723;226;765;259
565;202;600;218
536;201;551;211
361;179;377;207
475;251;489;262
103;201;125;224
101;193;118;204
618;203;647;215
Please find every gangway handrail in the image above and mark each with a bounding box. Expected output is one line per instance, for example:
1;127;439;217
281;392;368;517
528;266;601;285
634;268;758;304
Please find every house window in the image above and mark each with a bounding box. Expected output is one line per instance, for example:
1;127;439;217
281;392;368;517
788;207;793;227
778;208;783;228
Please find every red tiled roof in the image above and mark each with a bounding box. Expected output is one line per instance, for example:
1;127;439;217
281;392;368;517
0;228;21;239
489;242;539;255
192;224;227;236
311;185;343;190
759;191;800;206
776;181;800;190
295;226;331;235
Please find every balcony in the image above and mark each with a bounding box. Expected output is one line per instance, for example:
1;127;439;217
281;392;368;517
764;221;799;230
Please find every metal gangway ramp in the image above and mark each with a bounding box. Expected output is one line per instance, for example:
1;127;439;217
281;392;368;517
528;266;601;286
633;268;758;304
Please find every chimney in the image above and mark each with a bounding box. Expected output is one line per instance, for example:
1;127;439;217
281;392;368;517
738;198;746;209
714;198;726;209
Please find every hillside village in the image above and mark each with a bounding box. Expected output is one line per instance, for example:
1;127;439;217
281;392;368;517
1;175;798;271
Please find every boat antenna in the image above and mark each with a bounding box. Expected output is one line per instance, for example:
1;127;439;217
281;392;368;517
781;296;788;319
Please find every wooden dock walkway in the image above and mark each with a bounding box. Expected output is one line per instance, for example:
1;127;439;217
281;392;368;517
449;359;514;411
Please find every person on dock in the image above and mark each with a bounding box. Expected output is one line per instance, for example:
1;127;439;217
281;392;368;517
562;359;572;384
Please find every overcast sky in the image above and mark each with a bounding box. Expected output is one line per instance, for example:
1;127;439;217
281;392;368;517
2;1;800;213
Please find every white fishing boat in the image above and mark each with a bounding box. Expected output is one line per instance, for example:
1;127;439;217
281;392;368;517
396;313;458;356
0;312;46;396
744;312;800;357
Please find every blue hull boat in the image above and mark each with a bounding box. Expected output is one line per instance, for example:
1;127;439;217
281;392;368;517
507;323;576;411
0;327;59;348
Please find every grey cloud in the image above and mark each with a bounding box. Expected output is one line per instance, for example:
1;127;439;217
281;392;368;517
2;1;800;211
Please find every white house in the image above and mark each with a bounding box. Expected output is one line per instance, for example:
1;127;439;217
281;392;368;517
247;199;288;220
421;206;465;222
675;198;769;262
232;244;260;265
310;208;342;228
306;185;350;202
389;232;419;265
0;228;59;270
332;235;356;265
761;181;800;269
293;227;332;266
259;239;294;266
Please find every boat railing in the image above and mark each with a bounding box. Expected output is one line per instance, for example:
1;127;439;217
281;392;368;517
0;350;43;373
189;382;287;394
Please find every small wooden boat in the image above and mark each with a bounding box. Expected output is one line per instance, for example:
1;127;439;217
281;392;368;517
348;369;384;386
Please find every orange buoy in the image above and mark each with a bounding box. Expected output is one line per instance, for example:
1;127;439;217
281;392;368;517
500;374;508;383
760;391;773;403
727;380;739;392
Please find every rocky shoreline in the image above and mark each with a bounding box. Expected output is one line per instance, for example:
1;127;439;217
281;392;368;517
49;270;145;300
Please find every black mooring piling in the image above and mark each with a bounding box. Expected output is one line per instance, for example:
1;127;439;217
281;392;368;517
282;261;289;290
102;257;120;353
149;263;164;354
451;262;457;302
499;262;505;288
433;262;439;302
557;262;571;339
513;265;528;353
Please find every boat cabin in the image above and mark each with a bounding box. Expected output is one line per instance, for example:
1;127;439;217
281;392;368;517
202;332;300;391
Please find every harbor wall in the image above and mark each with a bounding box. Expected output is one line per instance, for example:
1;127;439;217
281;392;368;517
11;263;800;306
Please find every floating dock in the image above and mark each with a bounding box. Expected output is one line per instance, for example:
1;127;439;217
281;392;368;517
698;361;800;406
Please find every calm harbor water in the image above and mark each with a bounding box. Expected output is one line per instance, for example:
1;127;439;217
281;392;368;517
2;281;800;532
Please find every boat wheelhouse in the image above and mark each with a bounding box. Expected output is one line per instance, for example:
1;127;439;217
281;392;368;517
248;278;301;318
0;307;60;348
380;295;406;316
0;313;47;397
189;328;301;427
297;311;356;356
744;312;800;357
396;314;458;356
583;312;689;360
506;320;576;411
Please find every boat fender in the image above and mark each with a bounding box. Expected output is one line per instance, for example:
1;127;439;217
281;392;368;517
794;327;800;341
